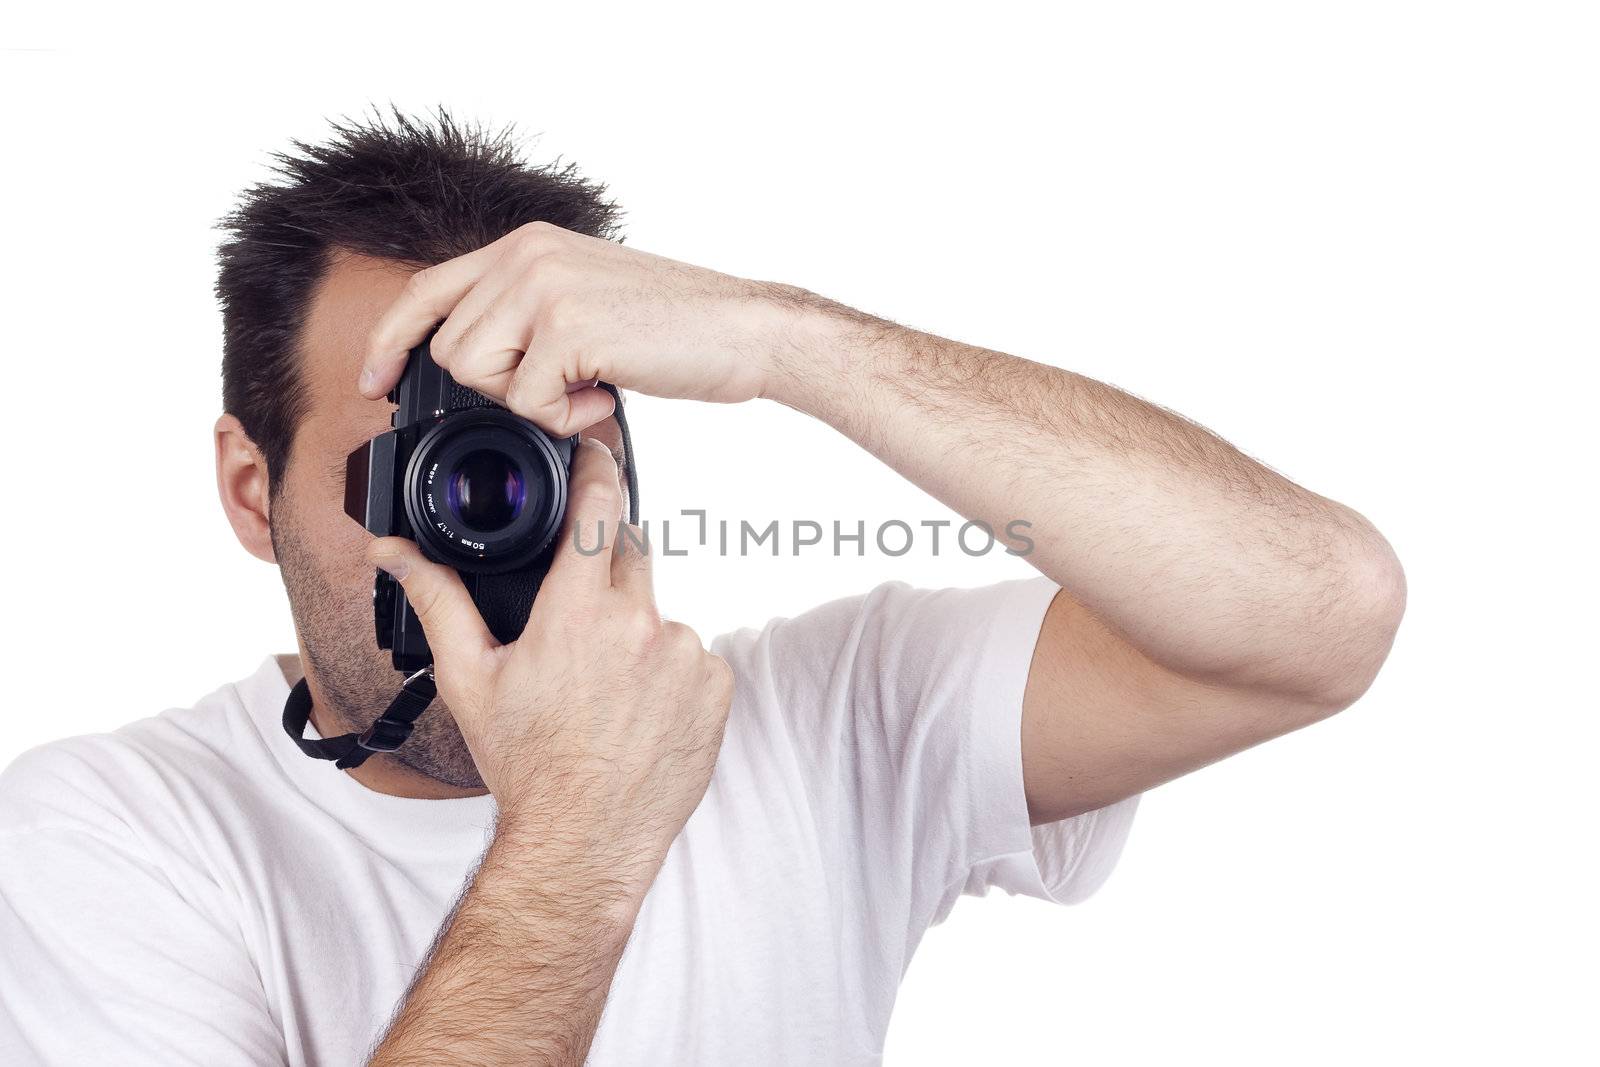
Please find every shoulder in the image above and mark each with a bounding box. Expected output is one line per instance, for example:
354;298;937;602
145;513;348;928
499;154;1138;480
0;672;274;847
711;575;1060;679
706;575;1061;759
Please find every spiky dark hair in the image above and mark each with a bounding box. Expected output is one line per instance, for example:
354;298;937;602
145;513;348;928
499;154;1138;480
215;107;625;494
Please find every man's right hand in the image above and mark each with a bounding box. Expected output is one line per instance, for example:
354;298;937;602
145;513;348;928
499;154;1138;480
366;437;734;885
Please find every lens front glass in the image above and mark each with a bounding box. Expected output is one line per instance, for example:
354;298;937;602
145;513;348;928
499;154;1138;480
405;406;568;572
447;449;526;532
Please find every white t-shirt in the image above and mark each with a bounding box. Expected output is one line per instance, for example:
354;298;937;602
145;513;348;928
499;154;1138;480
0;577;1138;1065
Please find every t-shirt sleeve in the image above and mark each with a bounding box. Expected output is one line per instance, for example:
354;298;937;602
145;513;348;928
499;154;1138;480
946;576;1141;910
722;576;1139;943
0;745;286;1066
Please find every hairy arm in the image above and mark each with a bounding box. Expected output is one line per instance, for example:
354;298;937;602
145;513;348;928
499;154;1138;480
364;442;733;1063
368;813;648;1066
355;222;1403;826
766;293;1407;819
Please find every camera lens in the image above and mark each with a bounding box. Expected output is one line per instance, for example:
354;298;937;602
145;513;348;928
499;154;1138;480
404;407;570;573
446;449;526;532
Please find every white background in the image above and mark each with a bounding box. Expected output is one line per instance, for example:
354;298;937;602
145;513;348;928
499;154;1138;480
2;3;1596;1063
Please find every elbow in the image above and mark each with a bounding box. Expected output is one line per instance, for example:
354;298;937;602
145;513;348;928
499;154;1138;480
1302;531;1408;714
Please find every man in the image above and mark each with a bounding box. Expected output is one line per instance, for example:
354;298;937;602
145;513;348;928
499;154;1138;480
0;111;1405;1065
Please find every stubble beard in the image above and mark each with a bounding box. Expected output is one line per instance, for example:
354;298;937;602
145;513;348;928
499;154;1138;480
269;496;486;790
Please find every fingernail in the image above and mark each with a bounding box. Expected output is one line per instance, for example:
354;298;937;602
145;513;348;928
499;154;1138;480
358;367;376;395
374;557;409;581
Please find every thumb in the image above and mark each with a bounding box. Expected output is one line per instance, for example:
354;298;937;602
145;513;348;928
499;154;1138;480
367;537;497;675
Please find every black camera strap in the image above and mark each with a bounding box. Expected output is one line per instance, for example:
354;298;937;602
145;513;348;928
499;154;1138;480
599;380;640;525
280;381;637;772
281;665;438;770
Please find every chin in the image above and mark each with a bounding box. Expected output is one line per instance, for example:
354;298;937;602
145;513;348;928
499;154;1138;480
390;713;486;790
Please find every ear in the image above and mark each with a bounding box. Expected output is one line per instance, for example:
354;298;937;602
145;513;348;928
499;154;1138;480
215;413;277;564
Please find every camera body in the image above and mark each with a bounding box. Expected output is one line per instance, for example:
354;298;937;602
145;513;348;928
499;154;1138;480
344;334;577;672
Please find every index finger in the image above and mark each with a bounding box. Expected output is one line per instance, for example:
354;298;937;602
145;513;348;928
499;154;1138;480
540;438;626;597
358;242;504;399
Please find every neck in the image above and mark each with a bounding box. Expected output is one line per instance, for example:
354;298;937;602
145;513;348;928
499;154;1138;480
276;652;490;801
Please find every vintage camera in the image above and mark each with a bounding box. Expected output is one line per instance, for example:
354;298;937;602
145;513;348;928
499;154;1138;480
344;333;583;673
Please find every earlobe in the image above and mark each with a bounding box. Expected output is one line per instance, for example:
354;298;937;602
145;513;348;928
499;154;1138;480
215;413;277;564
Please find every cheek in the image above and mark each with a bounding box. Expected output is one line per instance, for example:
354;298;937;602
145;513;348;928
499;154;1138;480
281;453;377;594
327;517;377;593
317;483;380;592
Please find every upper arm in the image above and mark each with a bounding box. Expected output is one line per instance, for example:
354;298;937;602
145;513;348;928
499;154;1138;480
0;746;286;1067
1022;588;1343;824
729;578;1140;930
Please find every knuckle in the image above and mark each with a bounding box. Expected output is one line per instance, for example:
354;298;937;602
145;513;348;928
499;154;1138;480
450;313;486;357
586;444;621;479
402;267;435;303
504;361;552;410
405;579;441;619
502;368;534;410
454;352;491;387
512;222;561;260
578;434;618;465
429;330;458;366
536;292;576;334
663;621;703;654
621;605;662;646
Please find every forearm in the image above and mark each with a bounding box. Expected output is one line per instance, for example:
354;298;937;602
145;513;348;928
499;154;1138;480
765;292;1405;704
368;811;654;1066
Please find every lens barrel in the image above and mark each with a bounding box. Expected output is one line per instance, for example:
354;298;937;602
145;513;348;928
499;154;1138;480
402;408;569;573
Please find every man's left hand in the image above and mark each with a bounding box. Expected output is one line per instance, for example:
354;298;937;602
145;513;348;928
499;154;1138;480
358;221;816;435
